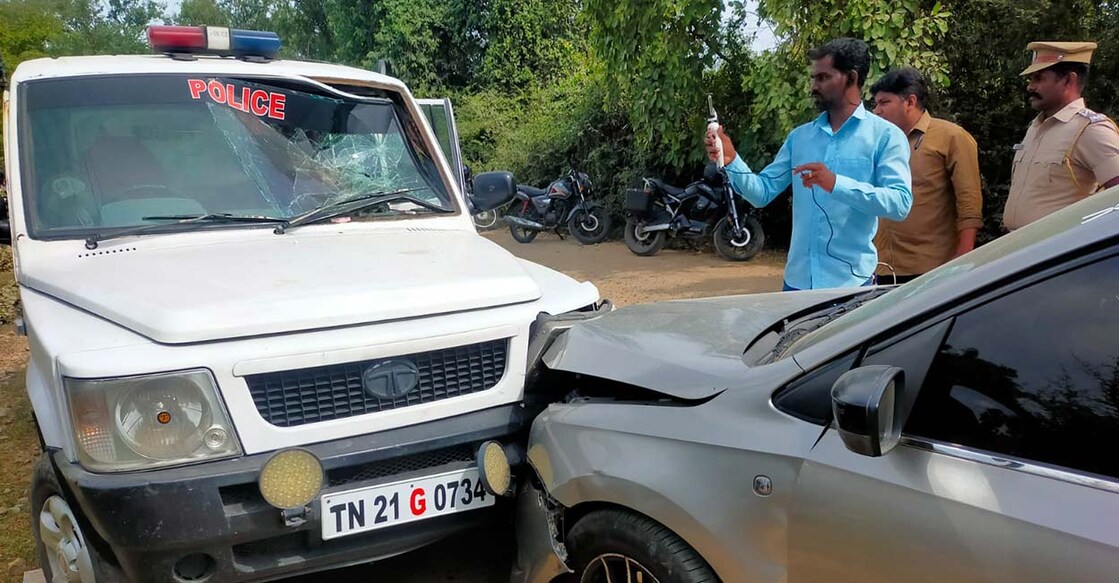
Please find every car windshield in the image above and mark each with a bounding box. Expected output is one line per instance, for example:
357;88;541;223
18;74;456;239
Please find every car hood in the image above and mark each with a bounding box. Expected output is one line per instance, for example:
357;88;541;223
542;289;858;399
22;230;541;344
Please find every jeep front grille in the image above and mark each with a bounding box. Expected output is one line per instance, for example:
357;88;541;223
245;339;509;427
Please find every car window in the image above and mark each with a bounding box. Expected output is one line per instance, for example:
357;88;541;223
904;254;1119;479
773;319;950;425
773;350;859;424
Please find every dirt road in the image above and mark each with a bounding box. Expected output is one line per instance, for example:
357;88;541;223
1;233;786;582
482;229;787;306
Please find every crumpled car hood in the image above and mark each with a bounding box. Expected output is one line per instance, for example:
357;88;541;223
542;289;858;399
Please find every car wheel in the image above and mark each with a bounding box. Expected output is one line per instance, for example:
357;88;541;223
567;509;717;583
31;454;125;583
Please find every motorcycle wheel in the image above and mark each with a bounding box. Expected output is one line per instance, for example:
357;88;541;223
508;204;539;244
568;206;612;245
713;215;765;261
472;209;498;230
623;218;667;256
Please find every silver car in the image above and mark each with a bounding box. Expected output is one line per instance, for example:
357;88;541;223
513;189;1119;583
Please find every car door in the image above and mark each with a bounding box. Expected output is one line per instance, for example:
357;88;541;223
415;97;467;195
788;251;1119;582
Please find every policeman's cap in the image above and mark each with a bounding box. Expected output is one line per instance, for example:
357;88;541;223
1021;41;1097;76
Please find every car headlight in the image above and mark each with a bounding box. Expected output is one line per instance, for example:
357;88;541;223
65;370;241;472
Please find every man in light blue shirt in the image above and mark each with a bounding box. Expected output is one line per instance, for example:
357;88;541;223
706;38;913;290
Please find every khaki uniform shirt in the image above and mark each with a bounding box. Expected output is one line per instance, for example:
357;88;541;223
1004;98;1119;230
876;112;983;276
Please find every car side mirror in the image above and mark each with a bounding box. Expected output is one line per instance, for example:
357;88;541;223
831;365;905;457
469;171;515;213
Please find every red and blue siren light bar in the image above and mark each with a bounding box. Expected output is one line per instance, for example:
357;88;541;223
147;25;281;59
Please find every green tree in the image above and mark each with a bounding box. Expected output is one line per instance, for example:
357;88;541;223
480;0;582;89
742;0;952;141
49;0;168;56
0;0;63;67
177;0;230;26
584;0;725;170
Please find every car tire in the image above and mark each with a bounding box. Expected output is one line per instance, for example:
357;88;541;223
31;454;126;583
566;509;718;583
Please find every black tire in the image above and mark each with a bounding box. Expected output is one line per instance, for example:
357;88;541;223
568;206;612;245
508;204;539;244
623;218;667;256
472;209;498;230
567;509;718;583
32;454;126;583
713;215;764;261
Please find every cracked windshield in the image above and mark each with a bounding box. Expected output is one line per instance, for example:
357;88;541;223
19;74;453;238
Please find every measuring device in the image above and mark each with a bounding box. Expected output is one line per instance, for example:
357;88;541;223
707;94;723;168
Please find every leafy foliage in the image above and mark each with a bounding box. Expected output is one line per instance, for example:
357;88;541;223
741;0;951;145
937;0;1119;240
4;0;1119;250
583;0;724;169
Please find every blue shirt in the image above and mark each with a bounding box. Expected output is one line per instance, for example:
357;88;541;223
726;104;913;290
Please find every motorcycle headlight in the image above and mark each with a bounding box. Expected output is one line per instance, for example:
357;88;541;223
65;370;241;472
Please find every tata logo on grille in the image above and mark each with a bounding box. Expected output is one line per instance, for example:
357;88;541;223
362;360;421;400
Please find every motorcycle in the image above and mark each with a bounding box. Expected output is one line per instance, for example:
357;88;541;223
623;163;764;261
504;168;612;245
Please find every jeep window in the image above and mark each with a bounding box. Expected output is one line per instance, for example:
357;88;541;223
18;74;455;239
904;254;1119;479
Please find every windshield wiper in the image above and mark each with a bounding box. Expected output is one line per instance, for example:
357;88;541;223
766;288;892;359
278;188;452;233
84;213;287;249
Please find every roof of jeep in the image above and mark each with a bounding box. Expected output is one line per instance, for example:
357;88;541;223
10;54;406;92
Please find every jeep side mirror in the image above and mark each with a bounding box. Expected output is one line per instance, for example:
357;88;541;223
831;365;905;457
469;171;515;213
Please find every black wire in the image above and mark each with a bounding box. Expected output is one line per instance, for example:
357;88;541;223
810;185;871;281
724;164;871;283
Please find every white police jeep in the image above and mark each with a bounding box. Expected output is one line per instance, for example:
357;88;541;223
0;25;603;582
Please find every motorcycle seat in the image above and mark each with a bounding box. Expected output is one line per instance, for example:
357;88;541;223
648;178;686;197
518;184;549;197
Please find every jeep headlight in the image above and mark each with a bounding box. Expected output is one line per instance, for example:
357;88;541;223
65;370;241;472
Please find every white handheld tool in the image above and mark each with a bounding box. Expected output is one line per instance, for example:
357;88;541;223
707;94;723;168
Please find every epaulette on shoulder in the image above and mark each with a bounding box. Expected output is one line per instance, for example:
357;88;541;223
1077;108;1111;124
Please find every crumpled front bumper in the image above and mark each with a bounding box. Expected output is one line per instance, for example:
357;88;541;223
54;404;529;582
510;479;572;583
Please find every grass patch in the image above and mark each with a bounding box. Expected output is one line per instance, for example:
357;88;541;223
0;365;39;581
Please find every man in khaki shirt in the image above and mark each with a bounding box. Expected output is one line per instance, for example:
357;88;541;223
1004;41;1119;231
871;68;983;283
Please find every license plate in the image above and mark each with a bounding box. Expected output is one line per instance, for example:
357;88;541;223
321;467;495;540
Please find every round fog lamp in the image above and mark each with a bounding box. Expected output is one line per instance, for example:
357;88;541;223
259;449;324;509
476;441;512;496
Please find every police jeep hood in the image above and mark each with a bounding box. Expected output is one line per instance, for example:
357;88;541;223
21;230;541;344
542;289;859;400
